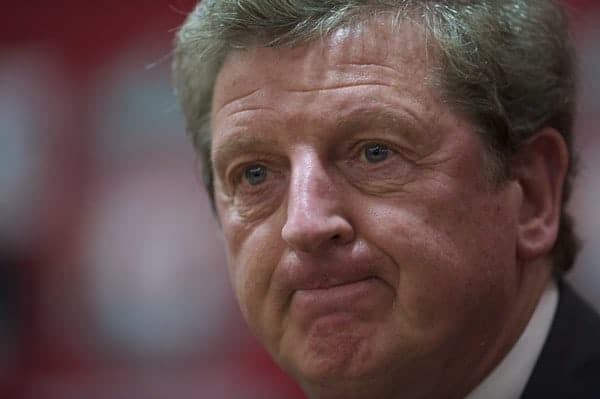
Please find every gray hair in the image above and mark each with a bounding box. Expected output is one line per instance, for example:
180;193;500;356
173;0;578;272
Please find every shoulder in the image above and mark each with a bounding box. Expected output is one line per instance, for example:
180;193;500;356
522;278;600;398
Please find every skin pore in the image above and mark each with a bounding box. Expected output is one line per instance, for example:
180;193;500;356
210;17;560;399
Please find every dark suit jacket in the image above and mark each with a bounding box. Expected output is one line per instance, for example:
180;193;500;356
521;279;600;398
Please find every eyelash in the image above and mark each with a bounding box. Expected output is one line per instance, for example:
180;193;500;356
228;161;275;193
354;140;398;162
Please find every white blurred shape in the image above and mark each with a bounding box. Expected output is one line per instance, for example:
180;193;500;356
90;34;186;171
81;35;238;359
83;163;232;357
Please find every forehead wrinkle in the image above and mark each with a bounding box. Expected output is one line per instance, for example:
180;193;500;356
335;62;402;76
220;87;260;109
283;81;398;94
214;104;278;122
213;86;268;120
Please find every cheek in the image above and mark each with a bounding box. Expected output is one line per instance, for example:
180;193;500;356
364;189;518;331
223;215;286;335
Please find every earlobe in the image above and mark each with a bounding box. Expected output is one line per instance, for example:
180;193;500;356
513;128;569;262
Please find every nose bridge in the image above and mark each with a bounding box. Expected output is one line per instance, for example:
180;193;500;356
289;151;333;215
282;150;353;252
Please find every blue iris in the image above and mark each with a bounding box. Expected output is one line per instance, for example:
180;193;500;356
244;165;267;185
364;143;389;163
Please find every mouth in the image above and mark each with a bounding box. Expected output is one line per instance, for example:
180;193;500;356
291;277;385;322
297;276;379;294
301;274;378;291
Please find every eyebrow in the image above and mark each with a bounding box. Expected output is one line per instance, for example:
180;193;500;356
212;135;280;174
337;108;401;130
334;106;432;145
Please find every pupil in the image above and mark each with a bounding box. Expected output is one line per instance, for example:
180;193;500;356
365;144;389;163
245;165;266;185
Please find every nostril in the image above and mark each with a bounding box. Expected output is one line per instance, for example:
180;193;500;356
281;212;354;253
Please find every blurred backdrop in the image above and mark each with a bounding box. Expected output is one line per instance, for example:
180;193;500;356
0;1;598;398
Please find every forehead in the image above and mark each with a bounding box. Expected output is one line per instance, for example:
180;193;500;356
212;17;436;112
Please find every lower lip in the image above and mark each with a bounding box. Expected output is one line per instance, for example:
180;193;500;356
291;277;386;322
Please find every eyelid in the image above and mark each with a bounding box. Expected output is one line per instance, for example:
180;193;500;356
227;158;288;196
223;152;281;181
227;161;265;186
354;137;423;164
351;140;396;159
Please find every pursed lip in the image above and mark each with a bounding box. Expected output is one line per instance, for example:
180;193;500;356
276;241;385;294
296;274;377;291
290;277;387;324
294;276;381;302
273;241;397;323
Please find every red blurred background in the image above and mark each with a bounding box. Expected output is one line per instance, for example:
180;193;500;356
0;1;598;398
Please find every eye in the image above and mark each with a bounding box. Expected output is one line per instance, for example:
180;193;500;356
243;164;268;186
363;143;390;163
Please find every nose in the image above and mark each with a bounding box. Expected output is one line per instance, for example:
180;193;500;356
281;152;354;253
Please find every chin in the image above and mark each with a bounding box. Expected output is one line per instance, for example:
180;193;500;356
283;328;390;395
296;370;394;399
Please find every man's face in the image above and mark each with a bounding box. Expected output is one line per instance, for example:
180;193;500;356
211;20;523;398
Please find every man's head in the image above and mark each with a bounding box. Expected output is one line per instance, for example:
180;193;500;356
174;1;576;397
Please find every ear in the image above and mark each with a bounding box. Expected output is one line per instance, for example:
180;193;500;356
513;127;569;262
